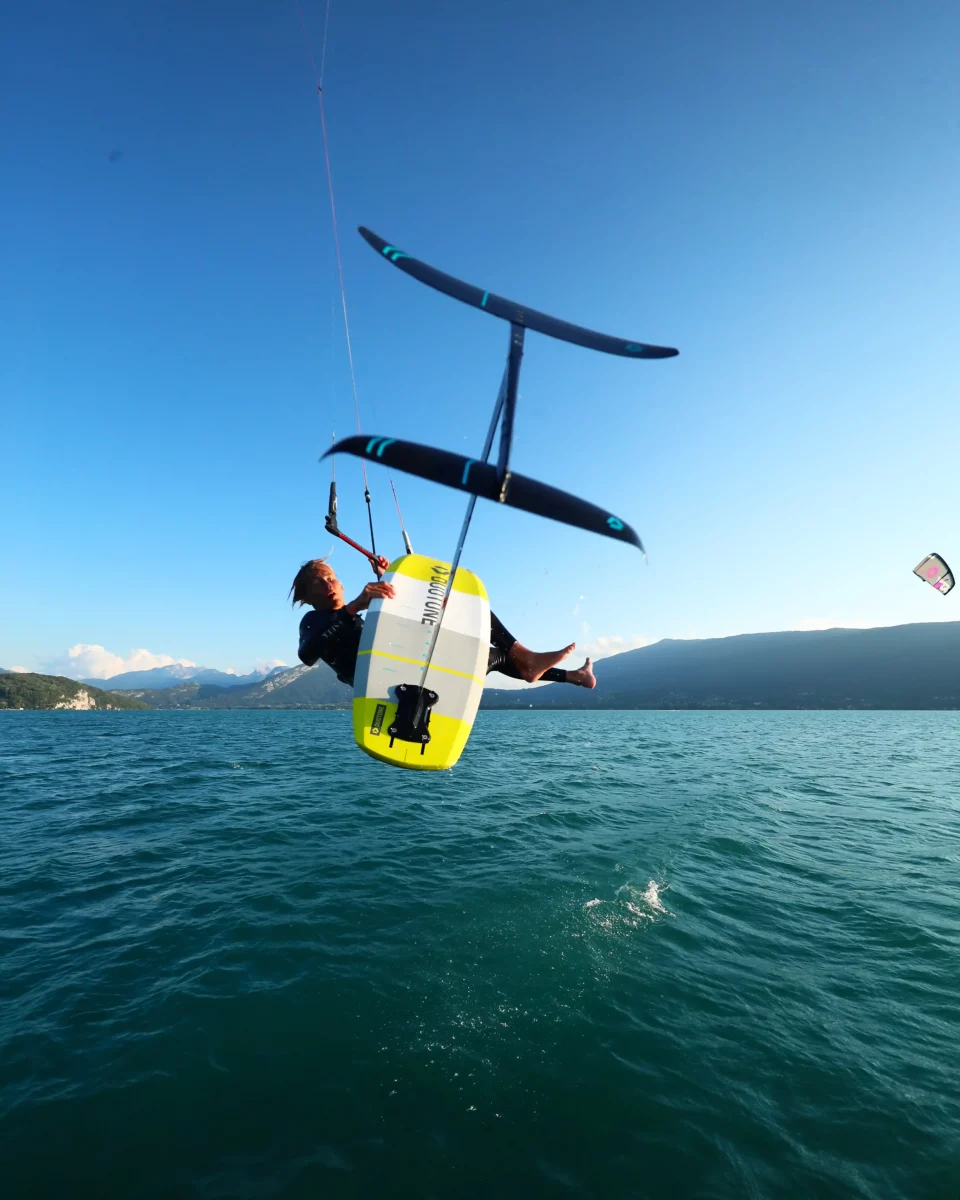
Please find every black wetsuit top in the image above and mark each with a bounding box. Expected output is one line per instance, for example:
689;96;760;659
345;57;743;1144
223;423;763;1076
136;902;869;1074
298;607;567;688
298;608;365;686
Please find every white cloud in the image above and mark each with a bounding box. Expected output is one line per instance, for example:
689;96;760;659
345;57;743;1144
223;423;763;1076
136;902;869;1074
29;645;292;682
41;644;197;680
10;665;29;673
579;633;648;661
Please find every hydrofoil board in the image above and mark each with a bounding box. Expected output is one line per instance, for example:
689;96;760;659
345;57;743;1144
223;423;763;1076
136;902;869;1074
353;554;490;770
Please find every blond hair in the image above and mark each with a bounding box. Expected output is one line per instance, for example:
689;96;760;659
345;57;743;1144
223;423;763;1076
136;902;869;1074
289;557;335;606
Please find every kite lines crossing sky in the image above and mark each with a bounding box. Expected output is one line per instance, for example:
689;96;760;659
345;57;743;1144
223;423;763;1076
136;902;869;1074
300;0;678;646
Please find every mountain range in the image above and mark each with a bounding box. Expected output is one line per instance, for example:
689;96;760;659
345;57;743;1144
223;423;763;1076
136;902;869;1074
6;619;960;711
80;664;287;691
120;663;352;709
482;621;960;710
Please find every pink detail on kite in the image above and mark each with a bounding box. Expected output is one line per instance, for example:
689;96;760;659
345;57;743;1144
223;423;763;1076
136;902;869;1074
926;567;938;578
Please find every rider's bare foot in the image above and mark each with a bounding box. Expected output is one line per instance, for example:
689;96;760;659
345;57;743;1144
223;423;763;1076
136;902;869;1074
508;641;576;683
565;657;596;689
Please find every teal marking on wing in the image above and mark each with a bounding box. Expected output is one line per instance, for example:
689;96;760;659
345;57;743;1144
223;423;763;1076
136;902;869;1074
358;226;678;360
461;459;477;485
376;439;396;458
365;437;381;454
606;516;624;531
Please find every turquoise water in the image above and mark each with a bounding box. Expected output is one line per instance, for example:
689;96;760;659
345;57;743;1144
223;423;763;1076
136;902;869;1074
1;710;958;1199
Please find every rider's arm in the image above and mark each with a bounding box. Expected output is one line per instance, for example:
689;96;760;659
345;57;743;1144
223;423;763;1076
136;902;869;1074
298;610;334;666
344;580;395;616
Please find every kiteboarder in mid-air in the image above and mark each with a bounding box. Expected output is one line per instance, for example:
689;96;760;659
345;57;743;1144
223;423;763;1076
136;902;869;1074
291;557;597;690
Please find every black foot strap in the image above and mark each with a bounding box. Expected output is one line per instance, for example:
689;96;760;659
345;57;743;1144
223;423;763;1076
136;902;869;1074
388;684;439;754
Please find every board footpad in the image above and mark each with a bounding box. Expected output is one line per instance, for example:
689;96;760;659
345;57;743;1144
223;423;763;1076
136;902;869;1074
388;684;439;754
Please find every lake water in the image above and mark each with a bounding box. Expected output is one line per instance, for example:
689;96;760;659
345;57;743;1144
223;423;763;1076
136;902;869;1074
1;710;958;1198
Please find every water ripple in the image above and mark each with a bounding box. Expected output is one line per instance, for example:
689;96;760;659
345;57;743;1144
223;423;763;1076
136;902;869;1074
1;710;958;1198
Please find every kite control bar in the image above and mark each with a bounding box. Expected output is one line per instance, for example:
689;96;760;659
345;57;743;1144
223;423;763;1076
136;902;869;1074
325;480;387;574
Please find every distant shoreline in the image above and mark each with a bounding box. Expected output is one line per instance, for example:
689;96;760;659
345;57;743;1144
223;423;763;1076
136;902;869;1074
5;704;959;713
6;620;960;711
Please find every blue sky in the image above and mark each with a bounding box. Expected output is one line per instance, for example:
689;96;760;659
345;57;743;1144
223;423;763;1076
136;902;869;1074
3;0;958;677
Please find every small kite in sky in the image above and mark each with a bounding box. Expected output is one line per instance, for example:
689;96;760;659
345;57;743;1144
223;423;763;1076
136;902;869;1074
913;553;954;596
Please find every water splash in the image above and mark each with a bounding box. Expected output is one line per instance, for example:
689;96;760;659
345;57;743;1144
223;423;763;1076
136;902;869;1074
583;877;673;932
